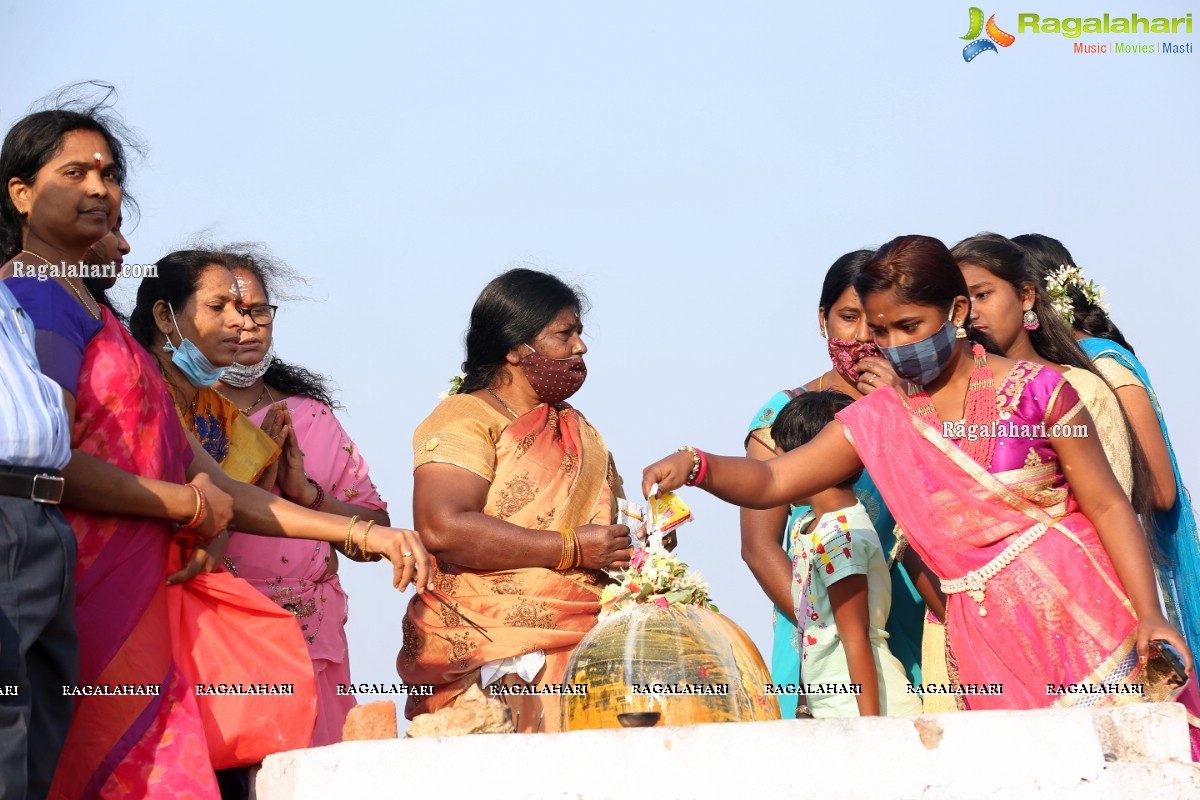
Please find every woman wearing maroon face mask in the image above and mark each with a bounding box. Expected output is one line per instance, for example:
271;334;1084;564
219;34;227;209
740;250;926;718
398;268;632;733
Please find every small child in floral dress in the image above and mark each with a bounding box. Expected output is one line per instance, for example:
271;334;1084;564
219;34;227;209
772;391;921;718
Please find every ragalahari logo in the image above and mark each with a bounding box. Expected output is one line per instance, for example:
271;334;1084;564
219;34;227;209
961;7;1016;61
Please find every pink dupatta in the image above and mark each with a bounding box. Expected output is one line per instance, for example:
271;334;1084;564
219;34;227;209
224;396;385;746
837;385;1140;710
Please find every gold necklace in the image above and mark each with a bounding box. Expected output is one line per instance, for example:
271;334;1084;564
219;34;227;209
486;388;519;419
215;384;269;416
20;248;101;320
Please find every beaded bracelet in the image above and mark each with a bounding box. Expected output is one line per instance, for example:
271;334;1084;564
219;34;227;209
180;484;207;529
344;514;360;556
691;448;709;487
677;446;701;485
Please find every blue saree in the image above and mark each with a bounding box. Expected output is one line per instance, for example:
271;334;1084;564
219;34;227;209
1080;337;1200;658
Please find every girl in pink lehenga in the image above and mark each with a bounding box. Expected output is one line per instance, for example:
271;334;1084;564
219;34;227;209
218;252;388;747
644;235;1194;724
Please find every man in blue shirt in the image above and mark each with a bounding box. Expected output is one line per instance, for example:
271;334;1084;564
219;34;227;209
0;280;77;800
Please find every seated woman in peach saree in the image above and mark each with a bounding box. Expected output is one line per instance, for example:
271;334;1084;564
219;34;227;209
399;269;633;732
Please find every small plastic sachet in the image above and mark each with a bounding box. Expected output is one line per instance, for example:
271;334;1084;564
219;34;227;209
617;498;647;537
650;491;693;535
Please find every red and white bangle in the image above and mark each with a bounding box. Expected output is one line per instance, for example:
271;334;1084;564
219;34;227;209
179;483;207;529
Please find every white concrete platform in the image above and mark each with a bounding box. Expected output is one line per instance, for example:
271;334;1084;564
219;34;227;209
256;703;1200;799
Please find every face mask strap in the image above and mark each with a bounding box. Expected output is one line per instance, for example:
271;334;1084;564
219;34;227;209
163;303;185;352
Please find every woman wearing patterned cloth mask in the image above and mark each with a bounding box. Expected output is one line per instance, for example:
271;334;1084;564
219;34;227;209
399;268;633;733
645;235;1191;720
216;248;390;747
741;250;924;718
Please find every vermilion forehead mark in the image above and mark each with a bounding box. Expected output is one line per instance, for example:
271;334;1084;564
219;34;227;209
93;152;103;169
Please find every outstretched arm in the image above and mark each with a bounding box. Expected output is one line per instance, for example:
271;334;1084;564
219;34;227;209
643;420;863;508
185;435;429;592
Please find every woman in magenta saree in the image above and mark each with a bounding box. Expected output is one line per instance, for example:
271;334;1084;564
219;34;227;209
54;309;217;799
836;364;1140;708
643;235;1192;719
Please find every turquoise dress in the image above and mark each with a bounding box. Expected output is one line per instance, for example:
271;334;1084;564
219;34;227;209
747;389;924;718
1080;338;1200;659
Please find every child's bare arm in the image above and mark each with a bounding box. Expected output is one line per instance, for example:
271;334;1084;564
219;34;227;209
828;574;879;716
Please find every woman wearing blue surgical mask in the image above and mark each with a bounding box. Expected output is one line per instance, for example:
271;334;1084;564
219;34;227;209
130;250;283;484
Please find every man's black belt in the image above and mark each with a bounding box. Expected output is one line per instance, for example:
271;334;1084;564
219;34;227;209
0;466;65;504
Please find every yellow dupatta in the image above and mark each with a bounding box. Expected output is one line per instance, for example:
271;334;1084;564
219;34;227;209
167;384;281;482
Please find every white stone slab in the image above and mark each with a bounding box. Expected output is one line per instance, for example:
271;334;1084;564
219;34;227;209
256;704;1199;799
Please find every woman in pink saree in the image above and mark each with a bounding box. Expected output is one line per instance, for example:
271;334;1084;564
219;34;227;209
643;235;1192;716
217;253;389;747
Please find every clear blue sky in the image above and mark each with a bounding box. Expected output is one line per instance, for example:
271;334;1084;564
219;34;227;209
5;1;1196;730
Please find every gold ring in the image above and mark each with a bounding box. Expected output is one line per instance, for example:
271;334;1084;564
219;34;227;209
402;551;414;559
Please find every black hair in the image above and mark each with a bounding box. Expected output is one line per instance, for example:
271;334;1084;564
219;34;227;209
129;249;232;349
1012;233;1137;354
0;82;141;260
82;275;125;321
855;235;1001;355
1011;232;1156;528
818;250;873;317
458;268;587;395
771;390;862;487
950;232;1093;370
222;243;340;409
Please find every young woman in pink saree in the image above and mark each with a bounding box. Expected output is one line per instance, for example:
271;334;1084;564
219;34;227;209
644;235;1192;716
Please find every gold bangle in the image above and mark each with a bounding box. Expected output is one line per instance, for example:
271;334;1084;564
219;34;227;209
344;514;360;556
555;528;573;571
570;527;582;569
359;519;377;558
